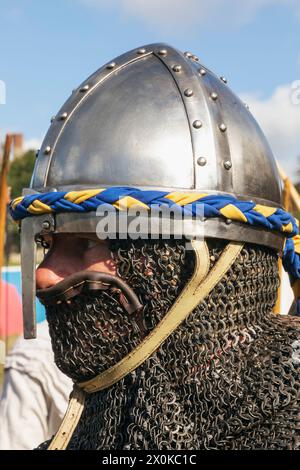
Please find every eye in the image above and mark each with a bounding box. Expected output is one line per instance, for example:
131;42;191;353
35;235;51;249
35;235;52;261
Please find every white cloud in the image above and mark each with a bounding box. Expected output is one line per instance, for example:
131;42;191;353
23;137;42;152
80;0;298;30
241;83;300;180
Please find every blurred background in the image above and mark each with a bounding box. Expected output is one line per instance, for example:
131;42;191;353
1;0;300;384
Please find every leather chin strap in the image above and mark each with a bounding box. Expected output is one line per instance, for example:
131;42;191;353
47;239;244;450
37;271;143;315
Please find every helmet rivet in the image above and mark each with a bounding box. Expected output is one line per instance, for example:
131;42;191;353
184;88;194;97
35;149;40;158
193;120;203;129
80;84;90;92
172;64;182;72
50;116;55;123
42;221;51;230
158;49;167;56
219;123;227;132
220;76;227;84
184;51;192;58
106;62;116;69
192;55;199;61
225;218;232;225
224;160;232;170
137;48;146;54
199;68;206;76
211;92;218;101
197;157;207;166
44;146;51;155
59;112;68;120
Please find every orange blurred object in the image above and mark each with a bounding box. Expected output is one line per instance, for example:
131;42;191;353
0;280;23;337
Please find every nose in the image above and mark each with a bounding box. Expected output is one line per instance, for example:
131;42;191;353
36;236;116;290
36;265;63;290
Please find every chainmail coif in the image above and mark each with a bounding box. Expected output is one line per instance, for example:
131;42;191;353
40;239;300;450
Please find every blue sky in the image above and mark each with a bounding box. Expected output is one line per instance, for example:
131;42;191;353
0;0;300;177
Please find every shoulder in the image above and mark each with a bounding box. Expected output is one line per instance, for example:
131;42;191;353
5;321;54;372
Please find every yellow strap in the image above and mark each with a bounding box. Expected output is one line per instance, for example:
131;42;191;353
47;385;85;451
79;240;244;393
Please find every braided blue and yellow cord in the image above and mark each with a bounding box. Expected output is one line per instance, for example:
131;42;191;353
8;187;299;234
9;186;300;315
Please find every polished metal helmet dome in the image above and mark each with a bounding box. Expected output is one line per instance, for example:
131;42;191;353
33;43;281;200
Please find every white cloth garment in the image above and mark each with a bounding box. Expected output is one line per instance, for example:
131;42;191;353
0;321;72;450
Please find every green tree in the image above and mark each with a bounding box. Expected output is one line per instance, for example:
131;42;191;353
5;150;36;259
8;150;35;199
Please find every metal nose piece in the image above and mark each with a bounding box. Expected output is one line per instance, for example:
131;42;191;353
21;214;55;339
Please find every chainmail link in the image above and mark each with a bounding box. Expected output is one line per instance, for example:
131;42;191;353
41;239;300;450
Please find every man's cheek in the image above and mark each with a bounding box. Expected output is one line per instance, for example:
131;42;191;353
83;250;117;274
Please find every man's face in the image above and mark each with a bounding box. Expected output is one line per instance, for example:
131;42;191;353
35;234;191;382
